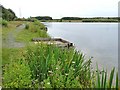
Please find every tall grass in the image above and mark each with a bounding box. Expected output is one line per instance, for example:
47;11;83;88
1;20;8;27
94;65;118;89
25;44;92;88
3;44;118;88
16;20;49;42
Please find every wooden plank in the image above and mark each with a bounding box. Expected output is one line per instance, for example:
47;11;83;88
32;38;74;48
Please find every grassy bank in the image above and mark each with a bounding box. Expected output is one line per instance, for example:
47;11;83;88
2;20;119;88
16;20;49;42
3;44;118;88
2;21;24;43
2;19;49;65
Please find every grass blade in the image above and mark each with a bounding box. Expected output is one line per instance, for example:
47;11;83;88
109;67;115;88
103;70;107;88
97;64;100;88
101;69;104;88
116;72;118;89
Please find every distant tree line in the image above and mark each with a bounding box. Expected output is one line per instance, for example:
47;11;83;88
82;17;119;20
61;17;119;20
32;16;53;20
61;17;82;20
1;5;17;21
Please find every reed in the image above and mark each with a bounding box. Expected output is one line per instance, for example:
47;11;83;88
25;44;118;88
25;44;92;88
95;65;118;89
3;44;118;88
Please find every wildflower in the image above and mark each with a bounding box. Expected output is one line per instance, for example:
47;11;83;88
76;76;79;80
73;68;75;71
34;42;38;44
0;86;2;90
65;73;68;76
56;67;58;70
47;82;50;85
37;74;39;77
48;71;53;73
72;61;75;64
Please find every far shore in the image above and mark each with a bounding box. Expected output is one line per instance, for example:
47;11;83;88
39;19;119;23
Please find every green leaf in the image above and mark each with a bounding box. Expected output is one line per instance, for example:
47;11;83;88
97;64;100;88
103;70;107;88
116;72;118;89
109;67;115;88
101;69;104;88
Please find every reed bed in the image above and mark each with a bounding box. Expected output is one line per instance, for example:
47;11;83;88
3;44;118;88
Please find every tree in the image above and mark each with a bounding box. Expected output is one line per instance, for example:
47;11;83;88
1;5;17;21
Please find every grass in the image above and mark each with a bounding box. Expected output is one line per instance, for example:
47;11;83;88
2;20;49;65
0;20;8;27
25;44;92;88
2;48;26;66
3;44;92;88
0;23;1;86
16;21;49;42
3;58;32;88
2;21;25;42
2;44;119;88
95;66;118;89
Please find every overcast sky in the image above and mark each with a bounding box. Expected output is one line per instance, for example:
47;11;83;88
1;0;119;19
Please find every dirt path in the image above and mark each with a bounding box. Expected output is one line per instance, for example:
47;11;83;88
4;24;25;48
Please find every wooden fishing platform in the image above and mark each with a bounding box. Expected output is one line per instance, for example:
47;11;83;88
32;38;74;48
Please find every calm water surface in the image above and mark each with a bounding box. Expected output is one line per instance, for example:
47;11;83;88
43;22;118;71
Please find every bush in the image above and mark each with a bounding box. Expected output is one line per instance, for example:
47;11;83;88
3;59;33;88
2;20;8;27
25;24;29;29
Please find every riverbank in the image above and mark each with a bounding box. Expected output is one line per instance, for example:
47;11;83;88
2;20;119;88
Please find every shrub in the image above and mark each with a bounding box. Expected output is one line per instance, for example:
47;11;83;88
2;20;8;27
3;59;32;88
25;24;29;29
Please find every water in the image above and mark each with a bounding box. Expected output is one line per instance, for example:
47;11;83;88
43;22;118;71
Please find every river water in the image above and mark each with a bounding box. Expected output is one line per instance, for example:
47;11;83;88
43;22;118;71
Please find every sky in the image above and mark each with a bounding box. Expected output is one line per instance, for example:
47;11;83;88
0;0;120;19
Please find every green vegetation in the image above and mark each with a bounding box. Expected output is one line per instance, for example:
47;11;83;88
25;24;29;29
2;44;118;88
32;16;53;20
1;5;17;21
2;21;27;68
95;65;118;88
82;18;118;22
3;59;32;88
0;20;8;27
37;17;119;22
25;44;92;88
16;20;49;42
2;21;24;43
2;18;118;88
61;17;82;20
